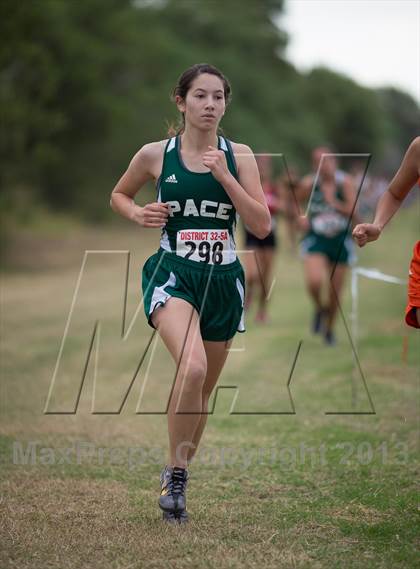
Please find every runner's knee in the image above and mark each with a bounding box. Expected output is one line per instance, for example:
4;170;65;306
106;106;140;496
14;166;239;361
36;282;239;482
177;358;207;392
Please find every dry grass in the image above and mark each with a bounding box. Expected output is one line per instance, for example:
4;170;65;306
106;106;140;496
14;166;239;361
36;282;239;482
1;205;419;568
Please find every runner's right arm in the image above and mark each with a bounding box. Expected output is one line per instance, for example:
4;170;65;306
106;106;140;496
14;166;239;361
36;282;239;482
110;142;169;228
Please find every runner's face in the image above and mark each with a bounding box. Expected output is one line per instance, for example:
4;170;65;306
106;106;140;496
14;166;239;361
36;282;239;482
177;73;226;131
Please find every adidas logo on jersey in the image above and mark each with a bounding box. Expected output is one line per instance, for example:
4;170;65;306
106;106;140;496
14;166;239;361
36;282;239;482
165;174;178;183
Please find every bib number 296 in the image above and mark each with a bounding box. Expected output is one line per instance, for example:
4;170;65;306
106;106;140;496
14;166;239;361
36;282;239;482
176;229;230;265
184;240;224;264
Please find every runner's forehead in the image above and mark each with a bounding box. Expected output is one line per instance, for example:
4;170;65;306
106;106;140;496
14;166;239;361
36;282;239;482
189;73;225;93
313;150;336;166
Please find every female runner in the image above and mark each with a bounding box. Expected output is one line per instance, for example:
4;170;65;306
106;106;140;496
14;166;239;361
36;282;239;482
110;63;271;523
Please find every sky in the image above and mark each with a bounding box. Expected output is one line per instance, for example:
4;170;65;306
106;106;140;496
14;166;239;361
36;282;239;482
279;0;420;102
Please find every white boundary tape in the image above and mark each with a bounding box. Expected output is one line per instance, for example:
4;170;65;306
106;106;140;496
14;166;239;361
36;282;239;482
352;267;406;286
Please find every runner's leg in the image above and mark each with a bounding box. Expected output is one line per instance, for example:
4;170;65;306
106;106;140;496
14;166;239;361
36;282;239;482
187;339;232;463
152;297;207;469
258;248;275;318
303;253;328;310
326;262;348;333
244;248;259;310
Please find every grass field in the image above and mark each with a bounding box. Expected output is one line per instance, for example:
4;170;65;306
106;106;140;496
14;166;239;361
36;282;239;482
1;203;419;568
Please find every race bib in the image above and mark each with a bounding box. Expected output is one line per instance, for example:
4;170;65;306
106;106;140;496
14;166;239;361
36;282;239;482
312;212;347;237
176;229;232;265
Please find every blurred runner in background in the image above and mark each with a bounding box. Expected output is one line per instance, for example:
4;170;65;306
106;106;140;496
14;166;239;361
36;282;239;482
298;146;357;345
278;166;301;254
243;154;281;323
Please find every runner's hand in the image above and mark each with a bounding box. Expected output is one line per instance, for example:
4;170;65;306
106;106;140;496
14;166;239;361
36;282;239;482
202;146;230;184
131;202;169;228
352;223;381;247
297;215;310;232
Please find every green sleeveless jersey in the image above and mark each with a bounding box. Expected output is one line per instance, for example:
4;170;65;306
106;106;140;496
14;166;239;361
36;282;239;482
156;134;239;265
307;170;349;239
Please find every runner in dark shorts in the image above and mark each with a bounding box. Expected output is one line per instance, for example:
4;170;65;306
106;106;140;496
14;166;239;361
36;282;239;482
110;63;271;524
243;154;281;323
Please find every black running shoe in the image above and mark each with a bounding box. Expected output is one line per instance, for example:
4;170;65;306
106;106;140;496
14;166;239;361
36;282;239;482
324;330;337;346
162;509;189;524
159;465;189;516
162;511;178;524
312;308;325;334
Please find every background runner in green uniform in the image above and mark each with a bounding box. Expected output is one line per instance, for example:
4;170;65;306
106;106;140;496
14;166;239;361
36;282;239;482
298;146;357;345
110;63;271;523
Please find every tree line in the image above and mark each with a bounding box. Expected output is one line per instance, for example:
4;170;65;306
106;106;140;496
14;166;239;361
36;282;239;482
1;0;418;221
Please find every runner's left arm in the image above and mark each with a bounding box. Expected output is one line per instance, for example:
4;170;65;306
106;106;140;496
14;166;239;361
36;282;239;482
203;144;271;239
